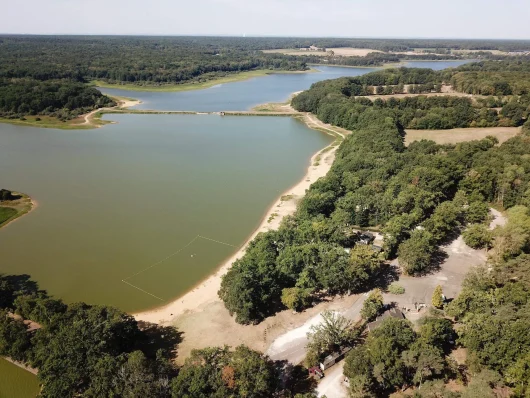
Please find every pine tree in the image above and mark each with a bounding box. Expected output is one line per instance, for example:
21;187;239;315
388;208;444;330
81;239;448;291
432;285;444;309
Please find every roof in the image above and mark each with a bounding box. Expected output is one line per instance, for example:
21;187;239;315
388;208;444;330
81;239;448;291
367;308;405;332
321;347;352;365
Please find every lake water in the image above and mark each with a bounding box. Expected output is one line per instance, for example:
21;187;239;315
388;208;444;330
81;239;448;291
0;60;473;396
0;359;39;398
0;115;332;312
98;61;472;112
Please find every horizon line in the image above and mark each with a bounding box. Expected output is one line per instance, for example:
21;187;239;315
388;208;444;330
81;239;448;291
1;33;530;41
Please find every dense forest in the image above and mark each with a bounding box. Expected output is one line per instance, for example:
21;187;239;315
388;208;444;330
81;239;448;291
1;36;530;120
291;66;530;129
0;36;308;86
0;275;317;397
219;109;530;325
0;78;115;119
450;59;530;95
2;36;530;89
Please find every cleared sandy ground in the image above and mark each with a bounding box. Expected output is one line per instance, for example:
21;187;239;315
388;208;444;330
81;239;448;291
263;48;381;57
405;126;520;145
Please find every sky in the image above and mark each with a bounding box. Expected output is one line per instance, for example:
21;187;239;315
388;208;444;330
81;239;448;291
2;0;530;39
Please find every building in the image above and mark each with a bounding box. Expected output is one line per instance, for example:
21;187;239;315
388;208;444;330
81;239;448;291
319;347;352;371
367;308;405;332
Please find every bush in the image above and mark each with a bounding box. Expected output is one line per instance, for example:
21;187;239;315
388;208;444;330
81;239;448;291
388;282;405;295
463;224;493;249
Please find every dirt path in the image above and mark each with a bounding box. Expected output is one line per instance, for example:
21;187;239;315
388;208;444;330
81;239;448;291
82;97;141;127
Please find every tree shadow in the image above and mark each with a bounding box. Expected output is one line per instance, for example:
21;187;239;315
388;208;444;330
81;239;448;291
370;263;400;291
273;360;318;396
439;228;463;246
136;321;183;360
0;274;44;308
425;248;449;275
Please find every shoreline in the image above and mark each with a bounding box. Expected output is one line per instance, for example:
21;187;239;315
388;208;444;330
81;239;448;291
2;357;38;375
0;194;36;230
92;68;319;93
134;113;346;324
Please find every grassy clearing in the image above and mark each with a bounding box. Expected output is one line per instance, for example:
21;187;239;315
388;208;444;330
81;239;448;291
267;212;279;223
92;69;316;93
0;208;17;224
280;194;294;202
263;48;381;57
405;127;521;146
0;115;95;130
0;193;34;228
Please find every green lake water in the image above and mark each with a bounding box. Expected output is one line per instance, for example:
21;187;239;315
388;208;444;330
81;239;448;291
0;114;332;397
0;359;39;398
0;114;332;311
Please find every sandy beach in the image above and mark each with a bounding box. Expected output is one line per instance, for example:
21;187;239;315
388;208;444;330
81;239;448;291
134;114;347;325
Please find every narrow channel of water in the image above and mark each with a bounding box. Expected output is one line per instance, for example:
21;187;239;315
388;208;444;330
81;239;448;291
98;61;474;112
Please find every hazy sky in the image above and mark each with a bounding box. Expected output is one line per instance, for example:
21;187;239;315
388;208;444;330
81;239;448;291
2;0;529;39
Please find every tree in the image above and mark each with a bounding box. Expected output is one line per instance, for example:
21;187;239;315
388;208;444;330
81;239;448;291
431;286;444;309
347;245;385;292
171;346;276;398
465;201;490;224
460;370;502;398
348;374;375;398
281;287;313;312
361;289;384;321
505;352;530;397
423;201;462;243
402;344;444;386
398;230;436;276
417;316;453;353
0;310;31;362
115;351;159;397
307;311;357;357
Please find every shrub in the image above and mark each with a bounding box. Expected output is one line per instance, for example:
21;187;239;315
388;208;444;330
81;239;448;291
463;224;492;249
388;282;405;295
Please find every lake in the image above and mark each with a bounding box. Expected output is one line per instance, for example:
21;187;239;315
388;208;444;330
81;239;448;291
0;115;332;312
0;359;39;398
98;61;472;112
0;60;473;397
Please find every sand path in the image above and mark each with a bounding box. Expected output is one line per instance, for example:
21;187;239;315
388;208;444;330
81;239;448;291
82;98;140;126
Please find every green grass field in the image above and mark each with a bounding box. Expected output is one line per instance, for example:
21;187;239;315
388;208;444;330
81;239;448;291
0;207;18;224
